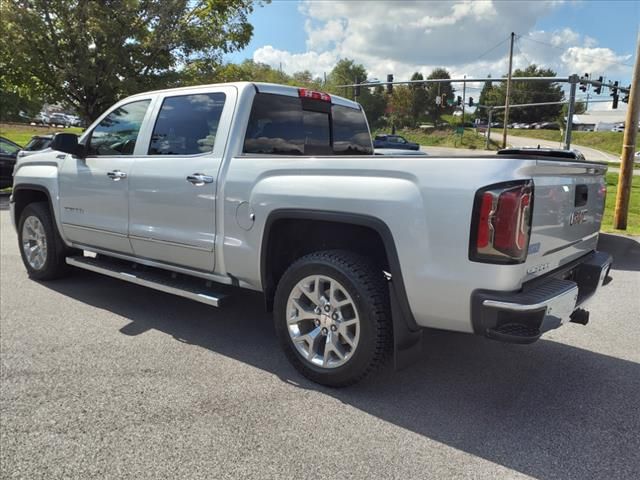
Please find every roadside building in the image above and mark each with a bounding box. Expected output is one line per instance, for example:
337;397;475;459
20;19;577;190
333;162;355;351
569;112;626;131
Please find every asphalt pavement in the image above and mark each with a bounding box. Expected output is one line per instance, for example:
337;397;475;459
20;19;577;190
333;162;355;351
1;201;639;479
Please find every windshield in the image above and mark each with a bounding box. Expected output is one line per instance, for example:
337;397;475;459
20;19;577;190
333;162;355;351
24;137;52;151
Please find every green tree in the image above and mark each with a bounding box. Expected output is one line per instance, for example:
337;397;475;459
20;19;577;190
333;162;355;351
424;68;455;125
361;85;387;130
490;65;564;124
1;0;265;122
208;60;290;85
409;72;428;127
476;75;496;121
388;85;413;128
325;58;388;128
325;58;368;99
290;70;322;89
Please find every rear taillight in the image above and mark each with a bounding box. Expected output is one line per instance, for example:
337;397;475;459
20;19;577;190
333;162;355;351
470;181;533;264
298;88;331;102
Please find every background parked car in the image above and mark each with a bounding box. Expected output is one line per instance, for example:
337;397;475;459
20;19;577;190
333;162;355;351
17;134;54;159
32;112;50;125
49;112;71;127
0;137;22;189
373;134;420;150
374;148;427;156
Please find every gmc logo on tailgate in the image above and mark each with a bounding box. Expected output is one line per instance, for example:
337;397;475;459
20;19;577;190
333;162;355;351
569;209;589;225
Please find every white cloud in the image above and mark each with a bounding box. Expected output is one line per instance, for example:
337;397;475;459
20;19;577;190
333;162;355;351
305;18;346;50
561;47;632;76
252;0;633;90
253;45;339;76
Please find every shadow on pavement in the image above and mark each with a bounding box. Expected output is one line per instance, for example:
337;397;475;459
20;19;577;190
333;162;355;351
41;266;640;480
598;233;640;271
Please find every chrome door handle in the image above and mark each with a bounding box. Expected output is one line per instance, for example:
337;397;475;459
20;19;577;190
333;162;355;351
107;170;127;181
186;173;214;186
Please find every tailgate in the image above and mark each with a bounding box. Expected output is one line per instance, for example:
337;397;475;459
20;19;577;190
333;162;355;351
524;160;607;280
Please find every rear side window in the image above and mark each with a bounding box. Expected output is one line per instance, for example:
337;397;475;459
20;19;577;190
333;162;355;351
243;93;372;155
332;105;373;155
87;100;150;156
149;93;226;155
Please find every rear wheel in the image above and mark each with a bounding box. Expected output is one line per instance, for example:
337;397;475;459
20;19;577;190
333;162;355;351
18;202;69;280
274;250;391;387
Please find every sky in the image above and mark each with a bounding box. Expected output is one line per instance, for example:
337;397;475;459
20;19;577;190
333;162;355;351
227;0;639;112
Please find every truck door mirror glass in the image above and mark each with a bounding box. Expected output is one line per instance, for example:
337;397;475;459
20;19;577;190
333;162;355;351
51;133;85;157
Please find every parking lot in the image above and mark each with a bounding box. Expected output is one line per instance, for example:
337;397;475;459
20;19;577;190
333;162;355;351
1;201;639;479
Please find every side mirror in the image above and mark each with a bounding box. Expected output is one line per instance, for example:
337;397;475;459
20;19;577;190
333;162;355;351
51;133;85;157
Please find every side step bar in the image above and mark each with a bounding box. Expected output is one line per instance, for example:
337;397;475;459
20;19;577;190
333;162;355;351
66;256;228;307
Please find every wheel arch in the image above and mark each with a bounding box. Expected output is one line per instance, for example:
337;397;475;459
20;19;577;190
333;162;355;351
260;209;419;335
12;184;55;227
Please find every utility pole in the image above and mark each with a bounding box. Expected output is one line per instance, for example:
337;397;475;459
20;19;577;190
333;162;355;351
461;75;466;138
564;75;578;150
502;32;515;148
485;108;493;150
614;31;640;230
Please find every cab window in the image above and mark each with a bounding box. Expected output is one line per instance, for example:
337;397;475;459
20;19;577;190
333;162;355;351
87;100;150;156
148;93;226;155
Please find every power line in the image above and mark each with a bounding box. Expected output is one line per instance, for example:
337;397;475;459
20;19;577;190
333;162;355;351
469;35;511;64
517;34;634;68
514;37;535;67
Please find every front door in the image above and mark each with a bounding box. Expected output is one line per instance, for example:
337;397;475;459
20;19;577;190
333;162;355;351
128;87;235;271
59;99;152;253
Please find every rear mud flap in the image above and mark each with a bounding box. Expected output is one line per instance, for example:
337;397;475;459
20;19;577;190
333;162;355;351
389;282;423;370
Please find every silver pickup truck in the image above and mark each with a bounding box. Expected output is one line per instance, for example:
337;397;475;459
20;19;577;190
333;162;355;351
11;82;612;386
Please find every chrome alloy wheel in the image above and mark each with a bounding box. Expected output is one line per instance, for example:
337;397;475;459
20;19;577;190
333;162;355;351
286;275;360;369
21;215;48;270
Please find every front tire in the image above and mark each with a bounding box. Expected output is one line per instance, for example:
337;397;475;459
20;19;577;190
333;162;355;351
273;250;391;387
18;202;69;280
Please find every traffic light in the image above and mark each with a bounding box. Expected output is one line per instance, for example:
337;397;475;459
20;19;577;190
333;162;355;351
456;96;462;106
622;85;630;104
579;73;589;92
386;74;393;94
611;81;619;109
354;77;361;97
469;97;474;107
594;76;603;95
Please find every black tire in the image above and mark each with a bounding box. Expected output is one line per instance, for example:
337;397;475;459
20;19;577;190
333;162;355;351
18;202;70;280
273;250;392;387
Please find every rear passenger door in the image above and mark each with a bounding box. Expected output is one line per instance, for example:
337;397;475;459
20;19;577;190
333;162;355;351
128;87;236;271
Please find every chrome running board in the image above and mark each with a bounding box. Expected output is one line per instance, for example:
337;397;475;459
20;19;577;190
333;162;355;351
66;256;228;307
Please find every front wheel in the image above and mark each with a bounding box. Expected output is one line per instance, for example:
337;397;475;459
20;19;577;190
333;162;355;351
273;250;392;387
18;202;69;280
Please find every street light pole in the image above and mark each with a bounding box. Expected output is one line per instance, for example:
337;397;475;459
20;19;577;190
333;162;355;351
563;75;578;150
501;32;515;148
614;31;640;230
485;108;493;150
461;75;466;138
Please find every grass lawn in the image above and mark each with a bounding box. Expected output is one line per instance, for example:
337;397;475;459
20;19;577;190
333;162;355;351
601;172;640;235
506;129;629;156
386;128;501;150
0;122;84;147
